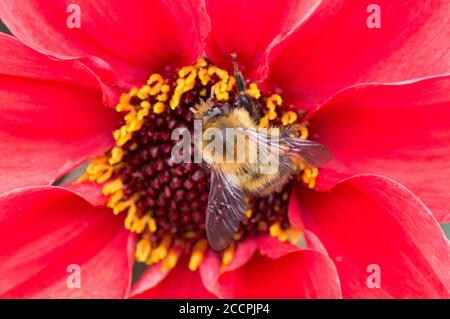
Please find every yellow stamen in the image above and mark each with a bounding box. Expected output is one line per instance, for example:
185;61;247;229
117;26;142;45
222;244;235;266
135;238;152;263
109;147;124;165
112;198;135;215
278;229;288;242
288;227;302;245
153;102;166;114
281;111;298;126
107;190;124;208
102;179;123;195
188;240;208;271
162;249;179;272
151;235;172;263
259;114;270;128
245;209;253;218
245;83;261;99
269;221;281;237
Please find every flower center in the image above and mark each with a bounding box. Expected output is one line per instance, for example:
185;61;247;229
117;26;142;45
79;58;318;271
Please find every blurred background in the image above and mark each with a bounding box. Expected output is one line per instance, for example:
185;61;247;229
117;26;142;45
0;19;449;241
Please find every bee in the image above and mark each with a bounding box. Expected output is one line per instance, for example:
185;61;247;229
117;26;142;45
191;54;332;250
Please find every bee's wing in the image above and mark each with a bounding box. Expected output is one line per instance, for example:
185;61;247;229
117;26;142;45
243;127;332;169
206;169;246;251
282;137;332;168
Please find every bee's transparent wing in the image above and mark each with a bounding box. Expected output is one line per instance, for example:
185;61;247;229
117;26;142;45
244;126;332;170
206;169;246;251
282;137;332;168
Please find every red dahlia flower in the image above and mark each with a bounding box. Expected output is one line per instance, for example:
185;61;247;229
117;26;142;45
0;0;449;298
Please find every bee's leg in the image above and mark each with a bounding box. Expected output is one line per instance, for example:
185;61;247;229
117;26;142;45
231;53;254;115
221;102;231;114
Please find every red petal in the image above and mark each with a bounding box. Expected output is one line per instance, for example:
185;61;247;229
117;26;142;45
0;187;134;298
308;75;450;222
294;175;450;298
198;240;257;296
263;0;450;109
65;182;108;207
131;257;217;299
0;34;119;194
205;0;321;77
0;0;210;86
216;249;341;298
257;235;299;259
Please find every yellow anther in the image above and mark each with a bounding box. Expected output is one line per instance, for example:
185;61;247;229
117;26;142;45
129;87;139;97
198;68;211;86
302;168;318;189
151;235;172;263
227;76;236;92
299;126;308;140
183;71;198;91
264;94;282;122
269;221;281;237
282;192;289;201
137;85;150;100
195;58;208;68
137;108;150;121
117;132;132;147
278;229;288;242
308;179;316;189
288;227;302;245
109;147;123;165
160;84;170;93
170;95;181;109
129;215;144;233
302;169;311;182
207;66;216;76
268;110;277;121
259;114;270;128
178;66;196;78
222;244;235;266
87;156;107;170
95;166;114;183
153;102;166;114
147;74;164;86
200;88;207;97
126;201;137;220
156;92;168;102
107;190;124;208
245;209;253;218
127;118;144;132
112;198;135;215
245;83;261;99
281;111;298;126
214;67;229;81
135;238;152;263
188;240;208;271
147;216;157;233
140;101;151;109
116;102;132;112
162;249;179;272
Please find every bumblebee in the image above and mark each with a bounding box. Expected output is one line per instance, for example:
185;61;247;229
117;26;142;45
191;55;332;250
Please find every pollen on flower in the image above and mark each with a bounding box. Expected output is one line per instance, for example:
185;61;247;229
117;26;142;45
79;58;320;270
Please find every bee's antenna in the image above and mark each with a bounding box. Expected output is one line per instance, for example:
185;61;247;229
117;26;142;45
230;53;254;115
